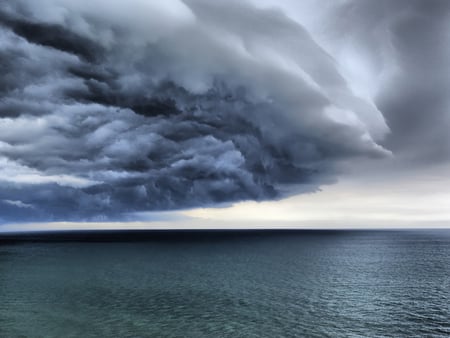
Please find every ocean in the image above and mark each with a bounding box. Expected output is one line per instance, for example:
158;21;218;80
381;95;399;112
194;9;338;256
1;230;449;337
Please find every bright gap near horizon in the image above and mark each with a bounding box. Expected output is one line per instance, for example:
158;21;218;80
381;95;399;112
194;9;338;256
3;163;450;232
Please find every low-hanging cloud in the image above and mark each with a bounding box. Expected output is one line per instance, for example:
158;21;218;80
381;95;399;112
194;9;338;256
0;0;392;223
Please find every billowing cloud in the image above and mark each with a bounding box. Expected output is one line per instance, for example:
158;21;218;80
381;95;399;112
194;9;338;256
273;0;450;166
0;0;396;222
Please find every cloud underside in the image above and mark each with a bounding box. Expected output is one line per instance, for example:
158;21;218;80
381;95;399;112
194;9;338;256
3;0;446;222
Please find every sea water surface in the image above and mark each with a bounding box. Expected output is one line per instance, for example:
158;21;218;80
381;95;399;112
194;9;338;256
1;230;450;337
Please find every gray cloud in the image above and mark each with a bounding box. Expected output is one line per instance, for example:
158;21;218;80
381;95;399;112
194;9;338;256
0;0;394;222
316;0;450;165
375;1;450;164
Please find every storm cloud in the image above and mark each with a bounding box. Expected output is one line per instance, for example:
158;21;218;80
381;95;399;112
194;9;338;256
278;0;450;166
4;0;439;223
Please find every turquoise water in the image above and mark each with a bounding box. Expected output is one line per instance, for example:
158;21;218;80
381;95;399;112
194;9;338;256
1;230;450;337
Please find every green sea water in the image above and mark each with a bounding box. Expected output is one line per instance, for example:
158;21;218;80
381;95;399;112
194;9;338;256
1;230;450;337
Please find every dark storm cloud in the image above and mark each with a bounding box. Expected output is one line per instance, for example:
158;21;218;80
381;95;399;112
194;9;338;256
0;10;103;63
0;0;392;222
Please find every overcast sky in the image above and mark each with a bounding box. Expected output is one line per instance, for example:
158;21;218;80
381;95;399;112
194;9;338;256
0;0;449;231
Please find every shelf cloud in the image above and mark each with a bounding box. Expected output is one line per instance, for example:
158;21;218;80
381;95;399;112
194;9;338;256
1;0;447;223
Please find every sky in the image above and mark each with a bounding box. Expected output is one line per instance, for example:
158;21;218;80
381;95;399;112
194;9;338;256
0;0;449;231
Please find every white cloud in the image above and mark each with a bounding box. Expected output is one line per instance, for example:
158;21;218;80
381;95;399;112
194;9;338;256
0;157;99;188
2;200;34;209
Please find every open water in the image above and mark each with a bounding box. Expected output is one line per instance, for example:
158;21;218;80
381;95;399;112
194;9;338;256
0;230;449;337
